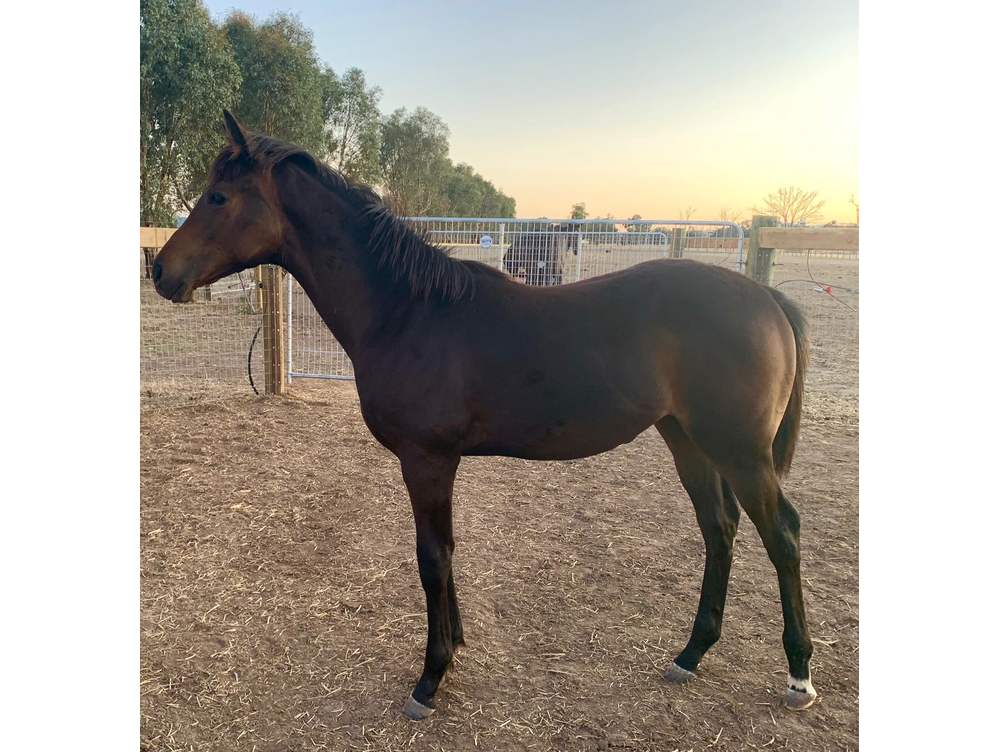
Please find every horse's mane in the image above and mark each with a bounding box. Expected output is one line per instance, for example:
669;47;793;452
210;135;506;303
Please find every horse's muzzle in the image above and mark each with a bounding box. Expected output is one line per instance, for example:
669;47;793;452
152;263;195;303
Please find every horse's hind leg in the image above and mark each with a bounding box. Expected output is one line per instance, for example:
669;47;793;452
655;417;740;681
722;460;816;710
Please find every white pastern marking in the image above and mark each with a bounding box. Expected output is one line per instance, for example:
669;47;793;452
787;673;817;696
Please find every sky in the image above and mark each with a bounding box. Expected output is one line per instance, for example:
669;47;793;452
203;0;858;222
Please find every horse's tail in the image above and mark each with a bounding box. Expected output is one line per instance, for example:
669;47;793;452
768;287;809;477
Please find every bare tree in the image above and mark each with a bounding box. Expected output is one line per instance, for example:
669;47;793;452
849;193;859;225
678;206;696;221
719;207;743;224
752;187;825;225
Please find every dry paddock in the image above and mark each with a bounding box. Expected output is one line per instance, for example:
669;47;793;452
141;254;858;752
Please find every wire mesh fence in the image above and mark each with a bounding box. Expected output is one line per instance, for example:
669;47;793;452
286;273;353;382
769;250;859;403
140;219;857;403
139;247;275;399
287;218;745;380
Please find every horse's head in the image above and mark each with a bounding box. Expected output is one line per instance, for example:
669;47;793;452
152;111;286;302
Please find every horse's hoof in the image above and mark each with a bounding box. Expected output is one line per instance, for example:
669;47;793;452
784;674;818;711
402;693;435;721
663;662;697;683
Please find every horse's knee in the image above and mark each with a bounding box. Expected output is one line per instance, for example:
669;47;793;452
417;543;451;592
703;531;735;564
701;504;739;556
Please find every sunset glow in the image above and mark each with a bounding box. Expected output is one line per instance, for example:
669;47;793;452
204;0;858;222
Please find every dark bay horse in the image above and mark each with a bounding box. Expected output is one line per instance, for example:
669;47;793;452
153;112;817;718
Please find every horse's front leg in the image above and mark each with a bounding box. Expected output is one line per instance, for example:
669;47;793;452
399;450;461;720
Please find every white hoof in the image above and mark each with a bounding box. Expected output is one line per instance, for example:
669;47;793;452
663;662;697;683
402;693;435;720
784;673;818;710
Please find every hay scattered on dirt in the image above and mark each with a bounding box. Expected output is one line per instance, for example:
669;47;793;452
141;386;857;751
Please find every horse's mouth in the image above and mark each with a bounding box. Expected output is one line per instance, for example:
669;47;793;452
160;262;244;303
162;279;195;304
170;287;195;304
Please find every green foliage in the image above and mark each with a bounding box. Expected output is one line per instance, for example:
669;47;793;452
222;11;328;155
325;67;383;185
140;0;241;224
378;107;452;215
570;202;588;219
377;109;516;217
140;1;518;223
441;163;516;218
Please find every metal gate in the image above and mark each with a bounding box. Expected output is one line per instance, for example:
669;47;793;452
287;218;744;381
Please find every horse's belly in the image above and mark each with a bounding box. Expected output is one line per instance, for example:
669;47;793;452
463;403;659;461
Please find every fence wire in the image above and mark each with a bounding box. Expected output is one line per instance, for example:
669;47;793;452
140;248;273;399
768;250;859;403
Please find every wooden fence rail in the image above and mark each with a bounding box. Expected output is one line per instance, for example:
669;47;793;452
746;216;859;285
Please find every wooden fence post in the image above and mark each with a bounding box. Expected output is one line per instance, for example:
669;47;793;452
670;227;686;259
747;215;779;285
260;265;286;395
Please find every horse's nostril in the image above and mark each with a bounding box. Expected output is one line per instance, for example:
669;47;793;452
152;260;163;283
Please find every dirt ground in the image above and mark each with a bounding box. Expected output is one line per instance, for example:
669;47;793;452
141;254;858;751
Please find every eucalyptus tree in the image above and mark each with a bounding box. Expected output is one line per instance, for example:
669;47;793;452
222;11;328;156
379;107;452;216
140;0;240;224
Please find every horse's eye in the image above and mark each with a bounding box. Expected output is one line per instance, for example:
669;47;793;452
208;192;227;206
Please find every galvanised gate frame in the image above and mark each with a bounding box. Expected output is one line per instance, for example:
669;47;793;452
286;218;744;381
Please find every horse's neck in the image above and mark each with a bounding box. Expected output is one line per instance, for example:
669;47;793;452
277;177;388;361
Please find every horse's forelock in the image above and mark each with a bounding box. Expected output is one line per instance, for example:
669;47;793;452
209;142;256;183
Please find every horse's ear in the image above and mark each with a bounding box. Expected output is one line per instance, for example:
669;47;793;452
223;110;248;151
